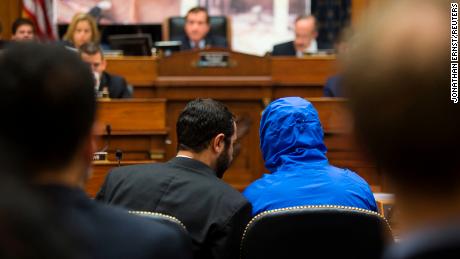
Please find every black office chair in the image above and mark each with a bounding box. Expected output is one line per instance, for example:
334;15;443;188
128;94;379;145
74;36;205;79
240;205;393;259
162;16;231;48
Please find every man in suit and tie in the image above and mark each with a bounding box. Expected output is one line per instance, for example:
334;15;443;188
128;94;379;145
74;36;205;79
272;15;319;57
79;42;132;98
0;43;192;259
173;7;227;50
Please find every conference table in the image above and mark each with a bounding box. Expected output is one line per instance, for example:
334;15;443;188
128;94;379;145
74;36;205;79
87;49;385;198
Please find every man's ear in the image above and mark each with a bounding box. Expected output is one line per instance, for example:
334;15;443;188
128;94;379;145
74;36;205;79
313;31;318;39
212;133;226;153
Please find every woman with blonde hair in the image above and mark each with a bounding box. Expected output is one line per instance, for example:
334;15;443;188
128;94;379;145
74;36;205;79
63;13;100;49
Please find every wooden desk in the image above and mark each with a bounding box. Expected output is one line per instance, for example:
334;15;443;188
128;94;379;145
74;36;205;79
155;50;272;101
89;99;167;197
95;99;168;160
104;52;337;99
105;56;157;97
272;56;338;98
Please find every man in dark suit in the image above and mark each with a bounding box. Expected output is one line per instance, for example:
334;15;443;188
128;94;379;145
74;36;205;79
0;43;192;259
96;99;252;259
343;1;460;258
272;15;318;57
79;42;132;98
172;7;227;50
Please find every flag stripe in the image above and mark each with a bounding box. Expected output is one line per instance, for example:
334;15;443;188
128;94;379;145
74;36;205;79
22;0;56;40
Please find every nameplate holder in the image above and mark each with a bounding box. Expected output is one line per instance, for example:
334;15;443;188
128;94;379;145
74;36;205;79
93;151;108;161
196;52;230;67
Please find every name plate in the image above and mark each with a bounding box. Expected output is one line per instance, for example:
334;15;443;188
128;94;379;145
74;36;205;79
93;151;108;161
196;52;230;67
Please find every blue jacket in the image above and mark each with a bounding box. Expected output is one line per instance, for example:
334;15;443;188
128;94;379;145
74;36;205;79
243;97;377;215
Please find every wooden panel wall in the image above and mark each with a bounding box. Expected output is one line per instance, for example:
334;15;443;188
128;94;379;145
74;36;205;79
0;0;21;40
351;0;371;25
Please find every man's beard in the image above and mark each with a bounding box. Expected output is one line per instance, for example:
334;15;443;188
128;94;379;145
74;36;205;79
215;147;231;179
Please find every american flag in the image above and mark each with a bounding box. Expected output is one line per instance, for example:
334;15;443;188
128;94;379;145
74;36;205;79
22;0;57;40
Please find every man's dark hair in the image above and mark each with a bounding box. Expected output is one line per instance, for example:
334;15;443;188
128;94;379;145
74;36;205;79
343;0;459;194
177;99;234;153
0;43;96;175
12;18;35;34
185;7;210;24
79;42;103;58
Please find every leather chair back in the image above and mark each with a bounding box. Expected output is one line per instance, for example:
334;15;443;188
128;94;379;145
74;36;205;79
129;210;187;231
240;205;393;259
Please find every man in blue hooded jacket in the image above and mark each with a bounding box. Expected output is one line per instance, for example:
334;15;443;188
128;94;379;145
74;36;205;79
243;97;377;216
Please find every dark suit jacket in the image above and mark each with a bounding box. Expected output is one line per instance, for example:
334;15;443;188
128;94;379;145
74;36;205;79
172;34;228;51
99;71;132;98
38;185;192;259
323;75;344;97
96;157;252;259
272;40;328;56
272;41;297;56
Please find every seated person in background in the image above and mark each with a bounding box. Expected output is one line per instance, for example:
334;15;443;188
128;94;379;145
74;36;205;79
243;97;377;216
62;13;100;49
272;15;318;57
172;7;227;50
343;1;460;258
323;26;353;97
0;43;192;259
96;99;252;259
11;18;35;42
79;42;132;98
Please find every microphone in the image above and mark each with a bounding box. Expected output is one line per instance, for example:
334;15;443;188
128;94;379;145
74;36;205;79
115;149;123;167
101;124;111;152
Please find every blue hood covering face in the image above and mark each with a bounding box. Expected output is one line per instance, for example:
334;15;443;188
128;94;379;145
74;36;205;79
260;97;328;172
